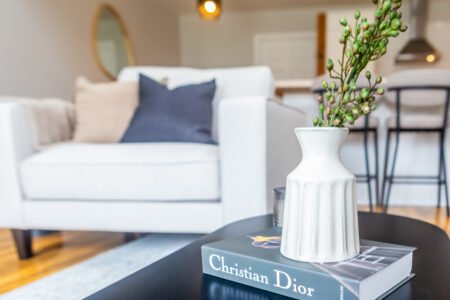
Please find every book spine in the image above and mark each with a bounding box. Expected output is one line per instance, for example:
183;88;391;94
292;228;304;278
201;246;359;300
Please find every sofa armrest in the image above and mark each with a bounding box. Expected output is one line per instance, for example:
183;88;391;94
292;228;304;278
0;102;35;227
0;98;75;228
218;96;306;224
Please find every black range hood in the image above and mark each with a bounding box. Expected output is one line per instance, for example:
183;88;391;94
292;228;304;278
396;0;439;63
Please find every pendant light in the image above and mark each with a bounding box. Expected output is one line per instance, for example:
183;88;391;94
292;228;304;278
198;0;221;20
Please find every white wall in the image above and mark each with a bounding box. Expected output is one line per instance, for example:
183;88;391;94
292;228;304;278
4;1;448;99
326;5;376;75
179;0;450;77
179;7;319;69
0;0;180;100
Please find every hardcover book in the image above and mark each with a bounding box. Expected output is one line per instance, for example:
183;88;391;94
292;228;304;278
201;227;415;300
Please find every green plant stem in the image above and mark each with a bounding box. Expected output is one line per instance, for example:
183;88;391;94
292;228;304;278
314;0;405;128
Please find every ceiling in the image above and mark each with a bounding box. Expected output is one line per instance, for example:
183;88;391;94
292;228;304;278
153;0;370;14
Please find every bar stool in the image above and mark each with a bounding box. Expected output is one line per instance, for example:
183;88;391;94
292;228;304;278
312;75;380;211
382;69;450;216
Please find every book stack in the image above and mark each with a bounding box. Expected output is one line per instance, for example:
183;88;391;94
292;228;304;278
201;227;415;300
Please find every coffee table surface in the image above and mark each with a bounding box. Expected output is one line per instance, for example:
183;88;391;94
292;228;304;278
87;212;450;300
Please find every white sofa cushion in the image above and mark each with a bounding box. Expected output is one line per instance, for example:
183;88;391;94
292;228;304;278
20;143;220;201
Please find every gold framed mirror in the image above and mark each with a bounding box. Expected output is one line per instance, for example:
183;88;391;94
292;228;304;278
92;3;136;80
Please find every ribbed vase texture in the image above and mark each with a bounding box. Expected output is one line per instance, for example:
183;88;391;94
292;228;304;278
280;127;360;263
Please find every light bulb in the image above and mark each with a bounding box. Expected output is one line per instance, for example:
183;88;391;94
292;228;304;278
198;0;220;20
204;1;217;13
426;54;436;63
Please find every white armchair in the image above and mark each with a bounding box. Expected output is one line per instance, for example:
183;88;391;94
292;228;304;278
0;66;306;259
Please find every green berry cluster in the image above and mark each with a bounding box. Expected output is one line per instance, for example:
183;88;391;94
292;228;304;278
313;0;407;127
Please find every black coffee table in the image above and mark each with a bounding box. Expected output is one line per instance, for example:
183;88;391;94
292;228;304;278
87;212;449;300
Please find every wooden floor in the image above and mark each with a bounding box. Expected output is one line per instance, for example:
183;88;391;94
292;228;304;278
358;205;449;235
0;230;125;294
0;206;448;295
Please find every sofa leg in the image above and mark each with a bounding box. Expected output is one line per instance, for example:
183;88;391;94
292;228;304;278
11;229;33;259
124;232;147;242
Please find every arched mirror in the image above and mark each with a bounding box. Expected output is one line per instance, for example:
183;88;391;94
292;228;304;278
92;3;135;80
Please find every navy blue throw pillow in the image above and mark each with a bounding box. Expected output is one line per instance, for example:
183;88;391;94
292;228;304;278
121;74;216;144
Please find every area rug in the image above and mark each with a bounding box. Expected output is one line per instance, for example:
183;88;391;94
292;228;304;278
0;233;201;300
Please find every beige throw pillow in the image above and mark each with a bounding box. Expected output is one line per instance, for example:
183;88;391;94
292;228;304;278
72;77;138;143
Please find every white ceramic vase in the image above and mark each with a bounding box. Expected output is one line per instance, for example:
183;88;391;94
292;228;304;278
280;127;359;263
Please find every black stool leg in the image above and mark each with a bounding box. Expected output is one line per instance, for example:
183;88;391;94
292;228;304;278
363;128;373;211
437;132;444;208
384;130;400;213
441;142;450;217
374;128;380;206
381;130;391;208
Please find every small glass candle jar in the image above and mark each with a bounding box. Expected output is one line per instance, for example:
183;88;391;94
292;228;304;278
273;187;286;227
